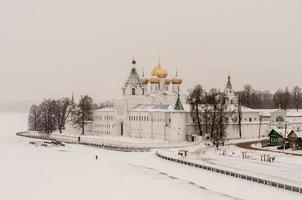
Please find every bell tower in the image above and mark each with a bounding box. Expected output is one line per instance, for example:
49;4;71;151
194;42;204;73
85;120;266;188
122;59;144;96
224;75;237;105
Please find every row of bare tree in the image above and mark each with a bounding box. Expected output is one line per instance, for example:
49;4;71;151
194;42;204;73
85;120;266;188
28;95;94;135
187;84;302;141
237;85;302;111
187;85;230;142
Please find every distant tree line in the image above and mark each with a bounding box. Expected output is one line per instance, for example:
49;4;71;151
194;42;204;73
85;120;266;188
236;85;302;111
28;95;95;135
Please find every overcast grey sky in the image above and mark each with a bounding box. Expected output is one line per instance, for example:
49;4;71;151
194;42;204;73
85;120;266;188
0;0;301;103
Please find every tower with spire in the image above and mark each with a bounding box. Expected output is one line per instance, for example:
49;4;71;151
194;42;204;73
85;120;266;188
122;59;144;96
224;75;237;106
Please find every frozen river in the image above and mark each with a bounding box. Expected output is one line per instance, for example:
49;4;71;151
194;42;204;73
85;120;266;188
0;113;299;200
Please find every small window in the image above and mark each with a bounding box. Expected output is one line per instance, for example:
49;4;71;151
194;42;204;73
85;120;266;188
249;118;252;122
132;88;135;95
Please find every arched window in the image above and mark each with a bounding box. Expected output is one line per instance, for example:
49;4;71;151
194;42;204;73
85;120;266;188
132;88;135;95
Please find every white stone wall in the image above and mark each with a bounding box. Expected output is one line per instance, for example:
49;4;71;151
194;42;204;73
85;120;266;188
226;122;270;139
127;111;171;140
93;110;115;135
170;111;187;142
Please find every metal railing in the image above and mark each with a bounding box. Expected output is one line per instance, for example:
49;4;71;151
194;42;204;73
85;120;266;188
156;151;302;194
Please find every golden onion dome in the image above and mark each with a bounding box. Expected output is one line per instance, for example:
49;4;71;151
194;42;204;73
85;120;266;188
165;79;171;84
141;77;149;84
172;70;182;84
150;75;160;84
151;63;168;78
172;78;182;84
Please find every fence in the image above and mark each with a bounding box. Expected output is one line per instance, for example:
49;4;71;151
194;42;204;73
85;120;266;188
156;151;302;194
16;132;150;152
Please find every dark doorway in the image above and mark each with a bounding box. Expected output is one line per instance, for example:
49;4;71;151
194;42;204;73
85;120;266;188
121;122;124;136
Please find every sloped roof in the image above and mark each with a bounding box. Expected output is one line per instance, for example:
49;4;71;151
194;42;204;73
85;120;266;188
123;67;142;88
94;107;114;112
253;109;302;117
269;128;292;137
226;76;232;90
130;104;174;112
174;95;184;110
269;129;284;138
288;130;302;138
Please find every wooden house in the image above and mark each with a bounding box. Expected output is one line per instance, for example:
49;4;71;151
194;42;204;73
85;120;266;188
268;129;285;146
287;130;302;149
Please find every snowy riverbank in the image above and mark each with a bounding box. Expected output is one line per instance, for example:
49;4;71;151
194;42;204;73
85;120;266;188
19;130;200;150
1;113;301;200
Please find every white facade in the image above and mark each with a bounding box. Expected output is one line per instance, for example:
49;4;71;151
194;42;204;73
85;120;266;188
92;60;190;142
84;60;302;141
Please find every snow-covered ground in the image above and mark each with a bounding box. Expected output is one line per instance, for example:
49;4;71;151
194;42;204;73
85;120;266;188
0;113;300;200
251;143;302;155
26;131;200;149
166;143;302;187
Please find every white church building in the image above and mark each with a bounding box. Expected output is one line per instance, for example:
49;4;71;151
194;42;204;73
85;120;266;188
92;59;193;142
71;59;302;142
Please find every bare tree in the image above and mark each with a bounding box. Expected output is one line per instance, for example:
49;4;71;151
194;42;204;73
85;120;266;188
236;92;244;138
217;92;229;141
273;88;291;110
73;95;93;135
242;84;253;107
28;105;40;131
273;89;283;108
54;98;74;133
187;85;204;136
39;99;57;133
283;87;291;110
206;89;220;140
292;86;302;111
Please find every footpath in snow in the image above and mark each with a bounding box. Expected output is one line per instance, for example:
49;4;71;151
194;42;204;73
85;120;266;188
159;142;302;189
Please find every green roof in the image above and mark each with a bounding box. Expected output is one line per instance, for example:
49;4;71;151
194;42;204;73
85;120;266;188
124;67;142;88
174;95;184;110
268;129;284;138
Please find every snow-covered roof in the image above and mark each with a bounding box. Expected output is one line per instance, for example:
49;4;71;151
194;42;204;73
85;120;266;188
94;107;114;112
254;109;302;117
296;131;302;138
130;104;174;112
270;128;293;137
130;104;190;113
226;105;259;113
